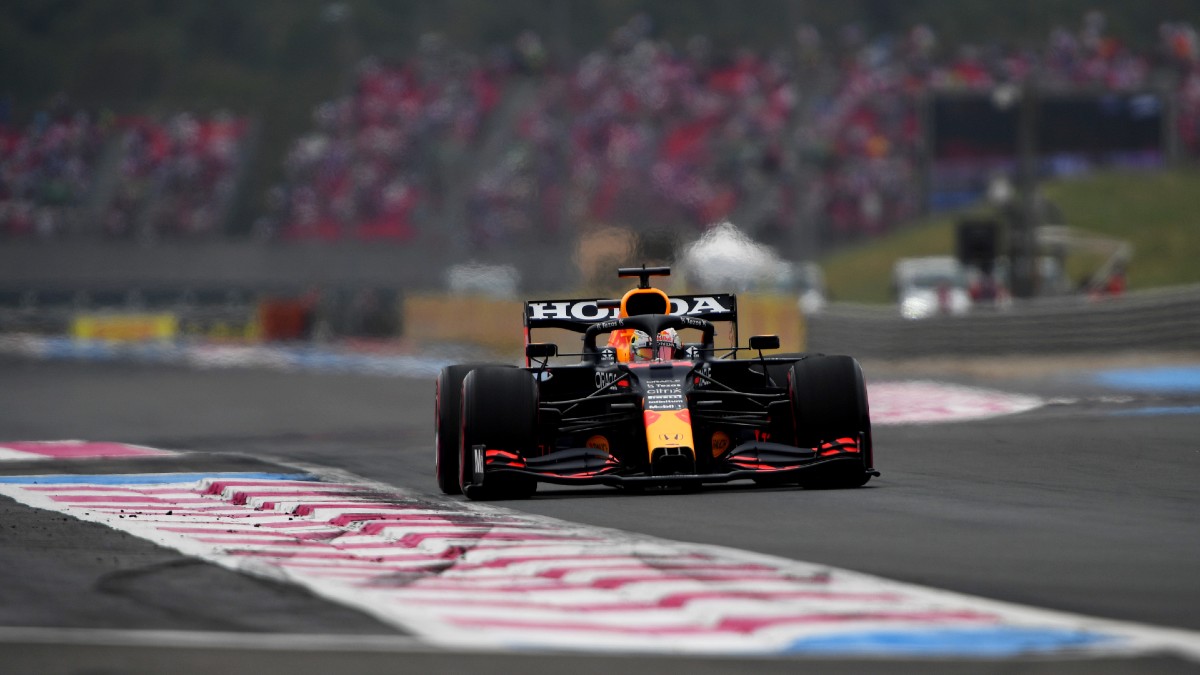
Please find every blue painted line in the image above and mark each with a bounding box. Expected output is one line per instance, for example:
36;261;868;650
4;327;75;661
1111;405;1200;417
1094;366;1200;393
0;472;317;485
784;627;1119;656
14;337;456;379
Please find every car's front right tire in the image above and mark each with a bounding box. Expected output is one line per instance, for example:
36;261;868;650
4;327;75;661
788;355;874;489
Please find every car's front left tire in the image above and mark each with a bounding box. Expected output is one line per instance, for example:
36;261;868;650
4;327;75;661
435;363;509;494
459;366;539;500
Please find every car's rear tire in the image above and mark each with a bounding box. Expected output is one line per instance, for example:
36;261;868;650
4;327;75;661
435;363;503;494
788;355;873;489
459;367;539;500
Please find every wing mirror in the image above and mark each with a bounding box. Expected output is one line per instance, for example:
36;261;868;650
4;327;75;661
748;335;780;351
526;343;558;359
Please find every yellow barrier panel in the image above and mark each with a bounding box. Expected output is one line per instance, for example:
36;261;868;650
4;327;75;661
738;293;806;352
404;295;524;353
404;293;805;355
71;313;179;342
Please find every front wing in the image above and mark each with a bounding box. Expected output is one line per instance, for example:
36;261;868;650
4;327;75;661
469;436;878;488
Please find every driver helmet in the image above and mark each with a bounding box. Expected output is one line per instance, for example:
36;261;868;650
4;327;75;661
631;328;682;362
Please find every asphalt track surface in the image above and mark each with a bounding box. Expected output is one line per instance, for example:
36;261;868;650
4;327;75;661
1;355;1198;674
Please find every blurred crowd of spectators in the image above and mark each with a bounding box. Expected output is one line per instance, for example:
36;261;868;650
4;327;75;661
457;13;1200;248
256;34;513;241
471;18;798;248
1;100;249;240
103;112;248;240
1166;23;1200;156
0;100;106;237
791;14;1193;241
3;13;1198;247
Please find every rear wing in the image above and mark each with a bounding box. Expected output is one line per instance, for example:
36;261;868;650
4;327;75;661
524;294;738;359
525;294;737;329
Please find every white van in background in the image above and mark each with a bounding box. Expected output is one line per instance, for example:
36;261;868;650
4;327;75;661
893;256;972;319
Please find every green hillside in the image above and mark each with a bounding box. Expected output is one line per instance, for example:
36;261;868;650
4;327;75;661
821;168;1200;304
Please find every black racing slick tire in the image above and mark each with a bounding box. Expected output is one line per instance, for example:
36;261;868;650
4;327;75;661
765;352;809;387
459;367;539;500
435;363;502;495
788;355;874;489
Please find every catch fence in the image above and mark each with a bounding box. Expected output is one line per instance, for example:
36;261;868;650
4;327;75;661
806;285;1200;358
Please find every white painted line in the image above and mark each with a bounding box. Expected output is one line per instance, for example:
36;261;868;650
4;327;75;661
0;447;40;461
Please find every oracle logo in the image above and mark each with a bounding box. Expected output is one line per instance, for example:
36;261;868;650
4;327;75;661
595;371;624;388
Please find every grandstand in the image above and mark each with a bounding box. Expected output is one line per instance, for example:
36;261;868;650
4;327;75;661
2;107;251;240
1;7;1197;295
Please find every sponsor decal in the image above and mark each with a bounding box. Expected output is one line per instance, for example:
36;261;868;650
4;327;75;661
595;371;623;388
669;296;733;316
527;301;620;322
585;435;610;453
644;379;686;411
678;316;710;330
710;431;731;458
527;295;734;323
644;406;694;453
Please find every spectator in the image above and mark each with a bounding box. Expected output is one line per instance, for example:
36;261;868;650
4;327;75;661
0;99;106;238
263;38;511;243
101;111;249;240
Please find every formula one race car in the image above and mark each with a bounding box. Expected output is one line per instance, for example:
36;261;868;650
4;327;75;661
435;266;878;500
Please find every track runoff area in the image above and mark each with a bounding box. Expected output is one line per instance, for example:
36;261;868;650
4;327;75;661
2;372;1199;665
